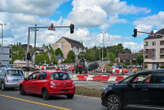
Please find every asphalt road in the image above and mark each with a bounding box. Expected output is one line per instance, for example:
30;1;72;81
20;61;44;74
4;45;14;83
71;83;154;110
0;89;154;110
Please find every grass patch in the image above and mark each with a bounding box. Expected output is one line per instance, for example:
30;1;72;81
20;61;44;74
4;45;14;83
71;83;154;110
75;86;103;97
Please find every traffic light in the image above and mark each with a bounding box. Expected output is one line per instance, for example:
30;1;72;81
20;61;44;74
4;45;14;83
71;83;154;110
27;52;31;60
133;28;137;37
70;24;74;34
48;23;55;31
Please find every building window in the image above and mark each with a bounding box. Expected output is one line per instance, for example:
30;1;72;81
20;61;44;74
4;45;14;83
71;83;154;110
144;42;148;46
160;55;164;59
144;49;149;58
160;48;164;55
160;41;164;45
152;41;156;46
152;49;156;60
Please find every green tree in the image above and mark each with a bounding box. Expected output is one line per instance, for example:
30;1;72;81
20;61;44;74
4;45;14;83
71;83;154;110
85;46;100;61
136;54;144;65
106;52;116;63
55;48;63;57
66;50;75;63
110;44;123;57
10;43;26;63
35;52;50;65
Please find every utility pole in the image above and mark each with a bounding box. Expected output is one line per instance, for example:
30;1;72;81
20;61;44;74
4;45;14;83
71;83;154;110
33;24;39;65
102;32;105;62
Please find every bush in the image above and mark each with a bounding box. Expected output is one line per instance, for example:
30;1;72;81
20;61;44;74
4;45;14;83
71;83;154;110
160;65;164;68
75;86;103;97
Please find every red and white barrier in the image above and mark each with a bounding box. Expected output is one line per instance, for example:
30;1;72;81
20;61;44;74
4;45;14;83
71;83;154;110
71;74;128;82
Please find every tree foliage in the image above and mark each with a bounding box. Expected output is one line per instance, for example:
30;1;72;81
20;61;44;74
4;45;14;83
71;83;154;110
136;54;144;65
63;50;75;63
10;43;25;63
55;48;63;57
35;52;50;65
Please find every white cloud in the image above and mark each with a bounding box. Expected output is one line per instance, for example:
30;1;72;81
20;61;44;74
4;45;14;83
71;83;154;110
0;0;68;16
0;0;147;52
123;42;143;52
134;11;164;32
68;0;150;29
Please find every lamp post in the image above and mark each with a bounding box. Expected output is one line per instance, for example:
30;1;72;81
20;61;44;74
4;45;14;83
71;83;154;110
101;32;105;62
0;23;6;47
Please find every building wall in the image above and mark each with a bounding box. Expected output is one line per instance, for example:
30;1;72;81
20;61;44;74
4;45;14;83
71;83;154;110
52;38;72;59
144;37;164;69
0;47;10;65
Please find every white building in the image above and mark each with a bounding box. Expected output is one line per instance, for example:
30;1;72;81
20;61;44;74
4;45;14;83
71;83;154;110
0;46;10;65
144;29;164;69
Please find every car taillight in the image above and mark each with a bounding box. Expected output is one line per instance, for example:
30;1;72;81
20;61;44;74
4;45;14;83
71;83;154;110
50;81;56;87
5;78;8;82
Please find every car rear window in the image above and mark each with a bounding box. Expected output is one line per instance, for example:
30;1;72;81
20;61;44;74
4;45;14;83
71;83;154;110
7;70;23;76
51;72;70;80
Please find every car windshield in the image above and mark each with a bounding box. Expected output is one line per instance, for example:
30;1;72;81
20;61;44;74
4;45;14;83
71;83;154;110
51;72;70;80
7;70;23;76
119;75;135;84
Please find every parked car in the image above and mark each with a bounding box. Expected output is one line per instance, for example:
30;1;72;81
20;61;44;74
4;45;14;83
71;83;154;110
0;68;24;90
101;69;164;110
19;70;75;100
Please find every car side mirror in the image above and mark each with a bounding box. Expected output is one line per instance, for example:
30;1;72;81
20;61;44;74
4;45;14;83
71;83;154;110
24;78;28;81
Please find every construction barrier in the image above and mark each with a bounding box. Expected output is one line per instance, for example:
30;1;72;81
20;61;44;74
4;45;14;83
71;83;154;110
71;74;128;82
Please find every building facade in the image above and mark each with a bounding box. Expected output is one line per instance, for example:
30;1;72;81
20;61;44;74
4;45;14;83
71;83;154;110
144;29;164;70
52;37;85;59
0;46;10;65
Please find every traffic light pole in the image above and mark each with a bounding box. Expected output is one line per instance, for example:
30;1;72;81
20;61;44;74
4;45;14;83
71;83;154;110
26;24;74;69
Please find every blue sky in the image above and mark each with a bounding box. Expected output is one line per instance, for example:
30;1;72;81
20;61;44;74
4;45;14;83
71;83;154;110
0;0;164;52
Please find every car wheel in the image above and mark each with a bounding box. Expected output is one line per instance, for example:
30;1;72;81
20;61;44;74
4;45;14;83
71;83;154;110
42;89;50;100
67;94;74;99
20;85;26;95
1;83;6;91
106;94;121;110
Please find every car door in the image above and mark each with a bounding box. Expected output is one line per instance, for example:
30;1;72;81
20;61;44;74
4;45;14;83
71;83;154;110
34;72;48;94
124;72;151;105
24;73;39;94
148;73;164;107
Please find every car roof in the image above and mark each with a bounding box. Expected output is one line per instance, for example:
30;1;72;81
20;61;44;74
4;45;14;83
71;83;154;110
38;70;68;74
138;69;164;74
3;68;22;71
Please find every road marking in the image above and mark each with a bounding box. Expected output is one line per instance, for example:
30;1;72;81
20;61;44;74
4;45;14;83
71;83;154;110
0;94;71;110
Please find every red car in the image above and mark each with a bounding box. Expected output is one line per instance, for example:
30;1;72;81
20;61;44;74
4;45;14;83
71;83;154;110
19;70;75;100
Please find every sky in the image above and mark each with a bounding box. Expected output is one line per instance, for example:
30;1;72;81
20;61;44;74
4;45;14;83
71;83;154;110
0;0;164;52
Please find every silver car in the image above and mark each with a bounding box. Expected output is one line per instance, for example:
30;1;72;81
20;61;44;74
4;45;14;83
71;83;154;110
0;68;24;90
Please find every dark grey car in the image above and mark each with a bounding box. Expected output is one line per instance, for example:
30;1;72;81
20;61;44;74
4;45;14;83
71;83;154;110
0;68;24;90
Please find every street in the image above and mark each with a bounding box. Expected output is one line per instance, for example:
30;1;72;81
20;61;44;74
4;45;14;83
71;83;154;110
0;90;105;110
0;89;151;110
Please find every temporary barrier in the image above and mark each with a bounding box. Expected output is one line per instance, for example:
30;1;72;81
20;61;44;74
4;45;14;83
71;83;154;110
72;74;128;82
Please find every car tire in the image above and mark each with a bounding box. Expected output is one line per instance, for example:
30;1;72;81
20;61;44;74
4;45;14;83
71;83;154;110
1;83;6;91
67;94;74;99
19;85;26;95
42;89;50;100
106;94;121;110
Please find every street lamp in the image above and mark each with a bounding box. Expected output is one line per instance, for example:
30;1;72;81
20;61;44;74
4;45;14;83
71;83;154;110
101;32;105;62
0;23;6;47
